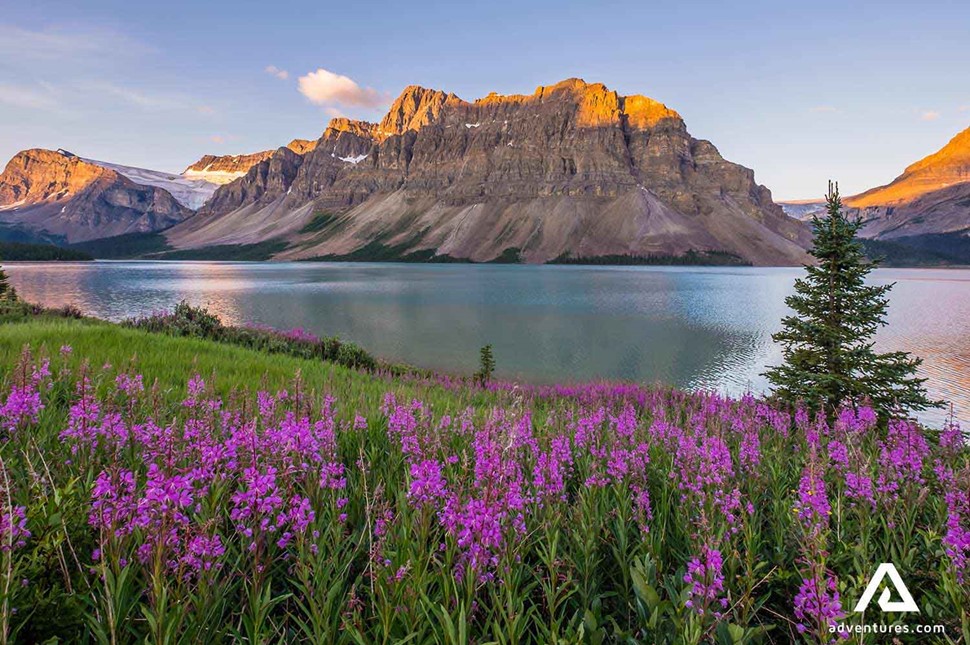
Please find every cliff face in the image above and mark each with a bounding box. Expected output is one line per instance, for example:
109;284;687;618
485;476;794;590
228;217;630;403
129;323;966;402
847;126;970;239
0;149;191;243
170;78;809;265
182;139;318;185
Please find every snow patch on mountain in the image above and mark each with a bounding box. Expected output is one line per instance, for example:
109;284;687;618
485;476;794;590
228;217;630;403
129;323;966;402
182;168;247;185
779;200;825;221
338;153;368;164
83;158;220;209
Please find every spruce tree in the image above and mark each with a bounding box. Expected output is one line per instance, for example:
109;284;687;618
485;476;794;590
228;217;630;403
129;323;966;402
0;265;15;301
765;182;940;418
476;344;496;386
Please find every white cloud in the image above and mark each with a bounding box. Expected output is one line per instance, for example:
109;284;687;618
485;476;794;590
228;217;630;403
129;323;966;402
920;110;941;121
265;65;289;80
809;105;838;113
297;68;383;108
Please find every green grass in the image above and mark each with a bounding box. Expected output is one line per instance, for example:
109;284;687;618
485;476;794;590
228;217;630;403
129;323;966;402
1;318;338;392
0;315;493;411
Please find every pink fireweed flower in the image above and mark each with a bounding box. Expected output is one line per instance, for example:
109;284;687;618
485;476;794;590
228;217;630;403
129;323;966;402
441;496;507;581
0;382;43;434
793;464;831;535
793;573;846;642
181;533;225;573
834;405;877;435
738;426;762;473
532;435;573;503
115;373;144;396
182;375;206;408
632;484;653;534
940;420;965;455
683;546;727;616
0;505;29;551
875;419;929;504
61;377;105;452
90;469;137;537
671;431;745;530
843;470;875;509
941;467;970;583
320;462;347;492
827;440;849;472
408;459;448;510
0;355;49;434
230;466;284;542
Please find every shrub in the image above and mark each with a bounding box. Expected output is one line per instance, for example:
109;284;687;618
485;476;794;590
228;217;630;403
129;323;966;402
336;341;377;371
125;301;380;373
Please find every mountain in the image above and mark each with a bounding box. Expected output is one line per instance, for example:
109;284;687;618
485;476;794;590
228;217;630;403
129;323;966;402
167;78;810;265
182;138;317;185
779;200;825;221
82;158;220;210
847;126;970;241
0;149;193;243
0;137;320;244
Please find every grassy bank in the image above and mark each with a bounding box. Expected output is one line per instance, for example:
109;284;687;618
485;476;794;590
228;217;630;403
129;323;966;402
0;309;967;643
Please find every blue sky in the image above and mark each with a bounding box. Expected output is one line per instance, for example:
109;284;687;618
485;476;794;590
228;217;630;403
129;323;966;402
1;0;968;200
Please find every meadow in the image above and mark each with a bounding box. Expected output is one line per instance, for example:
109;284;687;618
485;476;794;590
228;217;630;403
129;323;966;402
0;310;967;644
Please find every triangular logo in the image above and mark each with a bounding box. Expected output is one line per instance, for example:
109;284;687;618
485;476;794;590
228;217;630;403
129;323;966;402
853;563;919;613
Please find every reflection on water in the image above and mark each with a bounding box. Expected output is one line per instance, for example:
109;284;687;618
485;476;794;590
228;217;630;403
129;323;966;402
5;261;969;426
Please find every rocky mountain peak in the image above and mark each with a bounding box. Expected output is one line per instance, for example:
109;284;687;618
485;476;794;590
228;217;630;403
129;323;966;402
0;149;110;204
378;85;463;135
324;118;381;140
168;77;809;266
902;125;970;179
0;148;190;242
182;137;319;185
849;125;970;209
621;94;682;130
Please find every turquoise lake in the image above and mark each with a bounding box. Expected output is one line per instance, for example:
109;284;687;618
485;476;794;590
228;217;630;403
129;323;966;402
5;261;969;426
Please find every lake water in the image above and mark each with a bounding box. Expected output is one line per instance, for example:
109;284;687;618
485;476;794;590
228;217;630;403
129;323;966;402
4;261;969;426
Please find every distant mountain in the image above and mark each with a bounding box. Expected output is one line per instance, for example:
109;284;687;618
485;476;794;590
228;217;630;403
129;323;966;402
775;126;970;265
182;139;317;185
82;157;219;210
779;200;825;221
0;149;193;243
0;139;320;245
167;78;810;266
847;126;970;242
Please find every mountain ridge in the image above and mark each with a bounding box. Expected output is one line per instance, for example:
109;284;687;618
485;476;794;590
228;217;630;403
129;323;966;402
0;149;192;243
167;78;811;266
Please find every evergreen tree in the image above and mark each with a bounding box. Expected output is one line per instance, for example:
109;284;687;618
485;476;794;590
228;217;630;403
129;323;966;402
765;182;940;418
476;344;496;386
0;265;15;301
